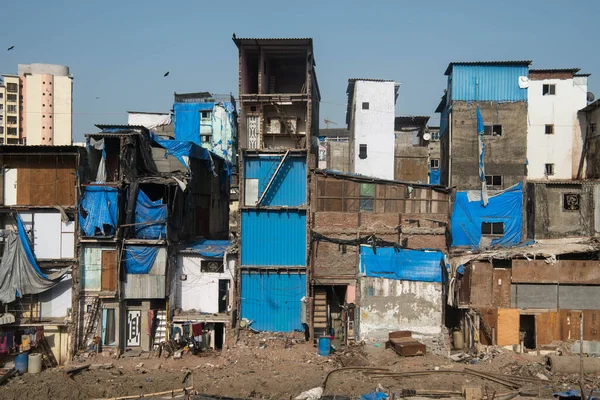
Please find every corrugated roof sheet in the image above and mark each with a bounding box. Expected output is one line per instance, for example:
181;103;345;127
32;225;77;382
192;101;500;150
445;60;531;75
241;271;306;332
530;68;581;73
241;210;307;266
450;64;529;102
318;128;350;138
232;37;312;49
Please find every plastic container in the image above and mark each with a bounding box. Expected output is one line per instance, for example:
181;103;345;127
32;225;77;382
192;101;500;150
28;353;42;374
15;352;29;374
318;337;331;356
453;330;464;350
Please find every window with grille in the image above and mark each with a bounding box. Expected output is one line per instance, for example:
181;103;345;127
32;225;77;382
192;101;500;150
543;84;556;96
563;193;580;211
200;259;224;273
359;183;374;212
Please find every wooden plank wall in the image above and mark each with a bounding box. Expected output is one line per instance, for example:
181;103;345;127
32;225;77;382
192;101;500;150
314;175;449;215
496;308;520;346
6;155;77;207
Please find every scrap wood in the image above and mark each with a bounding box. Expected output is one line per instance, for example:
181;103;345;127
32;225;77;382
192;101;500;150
464;368;521;389
0;368;17;386
66;364;90;376
322;367;390;390
92;386;194;400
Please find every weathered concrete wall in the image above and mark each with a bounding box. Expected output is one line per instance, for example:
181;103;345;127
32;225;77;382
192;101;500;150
585;105;600;179
528;182;596;239
358;278;443;340
326;141;350;172
394;145;428;183
450;101;527;190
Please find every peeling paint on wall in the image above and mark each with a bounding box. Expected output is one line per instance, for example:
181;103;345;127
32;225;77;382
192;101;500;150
358;277;443;340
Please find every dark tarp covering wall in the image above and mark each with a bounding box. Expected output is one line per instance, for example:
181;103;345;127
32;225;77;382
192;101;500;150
134;189;167;239
124;246;159;274
450;183;523;249
0;215;69;303
79;186;118;237
359;246;445;283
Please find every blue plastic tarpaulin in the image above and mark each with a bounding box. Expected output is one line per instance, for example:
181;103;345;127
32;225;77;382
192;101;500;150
17;214;48;279
450;183;523;248
361;393;388;400
429;166;440;185
360;246;444;283
79;186;118;237
174;102;214;144
124;246;159;274
181;239;230;258
134;190;167;239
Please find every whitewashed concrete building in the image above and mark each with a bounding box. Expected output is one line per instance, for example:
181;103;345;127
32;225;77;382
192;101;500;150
347;79;399;180
527;69;589;180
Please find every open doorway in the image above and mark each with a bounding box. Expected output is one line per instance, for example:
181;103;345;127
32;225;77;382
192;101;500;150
520;315;536;350
214;323;224;350
314;285;349;345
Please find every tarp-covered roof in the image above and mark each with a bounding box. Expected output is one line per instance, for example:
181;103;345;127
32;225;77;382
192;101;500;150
180;240;230;258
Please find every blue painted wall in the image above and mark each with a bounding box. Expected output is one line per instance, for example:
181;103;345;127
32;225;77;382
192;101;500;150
241;210;306;266
241;272;306;332
244;156;306;207
450;65;528;102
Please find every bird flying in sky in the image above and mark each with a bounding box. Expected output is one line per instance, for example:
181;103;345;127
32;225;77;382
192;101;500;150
164;71;169;77
7;46;14;51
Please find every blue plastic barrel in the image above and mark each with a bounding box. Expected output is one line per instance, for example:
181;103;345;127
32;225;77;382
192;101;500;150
15;352;29;374
318;337;331;356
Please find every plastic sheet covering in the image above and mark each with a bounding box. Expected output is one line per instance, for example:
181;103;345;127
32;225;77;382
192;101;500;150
429;166;440;185
450;182;523;249
180;239;230;258
174;103;214;143
0;215;69;303
359;246;444;283
124;246;159;274
134;190;167;239
89;138;106;183
79;186;118;237
150;131;215;173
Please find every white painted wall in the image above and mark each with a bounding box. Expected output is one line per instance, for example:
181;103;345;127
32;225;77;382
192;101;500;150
527;76;588;180
358;278;443;341
39;275;72;318
350;81;396;180
176;254;235;314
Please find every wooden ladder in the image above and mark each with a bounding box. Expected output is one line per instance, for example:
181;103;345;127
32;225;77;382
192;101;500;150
82;297;101;348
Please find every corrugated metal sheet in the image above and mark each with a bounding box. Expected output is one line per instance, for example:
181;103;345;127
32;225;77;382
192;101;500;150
123;247;167;299
559;286;600;310
244;156;306;206
451;65;528;102
241;210;306;266
241;271;306;332
511;284;558;309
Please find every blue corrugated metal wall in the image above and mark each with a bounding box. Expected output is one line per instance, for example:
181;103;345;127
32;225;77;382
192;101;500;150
451;65;528;102
241;271;306;332
244;156;306;206
241;210;306;266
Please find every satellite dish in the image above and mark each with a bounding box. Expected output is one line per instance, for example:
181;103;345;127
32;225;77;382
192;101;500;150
423;133;431;141
518;76;529;89
588;92;595;102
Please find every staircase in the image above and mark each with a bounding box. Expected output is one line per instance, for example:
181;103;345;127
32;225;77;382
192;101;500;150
313;288;328;336
153;310;168;350
256;150;290;206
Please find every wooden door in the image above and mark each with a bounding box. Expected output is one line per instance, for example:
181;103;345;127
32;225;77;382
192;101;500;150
101;250;117;292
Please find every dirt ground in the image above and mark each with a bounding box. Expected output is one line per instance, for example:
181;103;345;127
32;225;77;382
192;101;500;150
1;332;599;400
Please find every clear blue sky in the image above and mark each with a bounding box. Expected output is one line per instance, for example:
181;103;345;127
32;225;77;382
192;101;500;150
1;0;598;141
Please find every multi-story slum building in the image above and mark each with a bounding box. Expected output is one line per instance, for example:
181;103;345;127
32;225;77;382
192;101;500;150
232;37;320;332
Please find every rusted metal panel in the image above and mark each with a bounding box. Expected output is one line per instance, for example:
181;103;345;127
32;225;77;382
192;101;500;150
536;312;560;346
469;262;493;308
512;260;559;283
560;310;582;341
512;260;600;284
492;268;511;308
584;310;600;341
388;337;426;357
